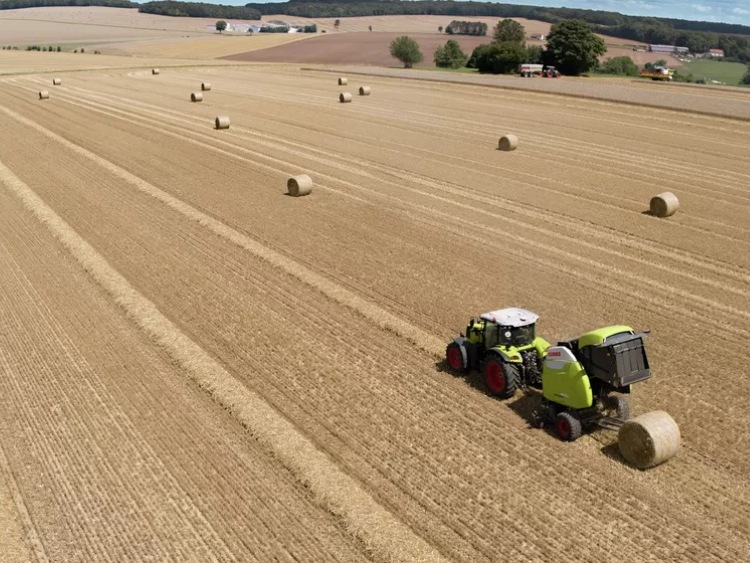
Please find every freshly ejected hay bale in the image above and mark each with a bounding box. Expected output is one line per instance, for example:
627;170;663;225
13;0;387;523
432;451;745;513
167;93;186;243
339;92;352;103
38;90;49;100
152;68;160;75
338;77;348;85
359;86;371;96
191;92;203;102
650;191;680;218
52;78;62;86
287;174;313;197
201;82;211;91
618;410;680;469
215;116;230;129
498;134;519;151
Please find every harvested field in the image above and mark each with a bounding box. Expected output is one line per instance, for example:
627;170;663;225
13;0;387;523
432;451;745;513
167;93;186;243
307;65;750;119
1;33;750;563
102;34;308;59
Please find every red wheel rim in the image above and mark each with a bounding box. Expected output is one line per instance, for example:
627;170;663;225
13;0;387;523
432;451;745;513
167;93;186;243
556;417;571;439
485;362;506;394
447;346;463;370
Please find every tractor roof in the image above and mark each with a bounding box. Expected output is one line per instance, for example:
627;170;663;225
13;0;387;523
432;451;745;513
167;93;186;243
480;307;538;327
577;325;634;348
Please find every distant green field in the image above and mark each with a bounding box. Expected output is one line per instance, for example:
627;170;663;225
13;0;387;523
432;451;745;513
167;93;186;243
682;59;747;85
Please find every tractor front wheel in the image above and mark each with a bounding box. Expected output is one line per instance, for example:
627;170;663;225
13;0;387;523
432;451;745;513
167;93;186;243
445;343;466;374
554;411;582;442
483;357;518;399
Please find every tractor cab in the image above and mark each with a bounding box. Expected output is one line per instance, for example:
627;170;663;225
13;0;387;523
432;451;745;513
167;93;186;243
477;308;538;350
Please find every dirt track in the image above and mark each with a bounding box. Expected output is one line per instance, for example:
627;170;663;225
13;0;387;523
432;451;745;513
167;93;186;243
1;59;749;561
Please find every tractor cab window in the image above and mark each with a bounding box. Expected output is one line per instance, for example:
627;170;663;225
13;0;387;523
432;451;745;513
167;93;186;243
498;324;536;348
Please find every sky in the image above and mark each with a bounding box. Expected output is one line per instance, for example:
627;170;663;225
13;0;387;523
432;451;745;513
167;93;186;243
187;1;750;26
497;1;750;25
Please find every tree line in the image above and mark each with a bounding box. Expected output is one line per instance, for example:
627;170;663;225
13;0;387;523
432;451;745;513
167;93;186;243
389;18;607;77
139;1;260;20
0;0;134;10
445;20;487;36
244;0;750;62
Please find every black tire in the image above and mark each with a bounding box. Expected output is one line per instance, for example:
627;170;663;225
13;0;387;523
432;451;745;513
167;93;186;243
606;395;630;421
445;342;467;374
483;357;518;399
554;411;582;442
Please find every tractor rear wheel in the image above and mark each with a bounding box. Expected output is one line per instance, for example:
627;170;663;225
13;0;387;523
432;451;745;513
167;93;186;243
445;343;466;374
554;411;582;442
606;396;630;421
483;357;518;399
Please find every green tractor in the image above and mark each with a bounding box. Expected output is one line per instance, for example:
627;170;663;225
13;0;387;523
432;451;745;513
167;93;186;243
446;307;652;441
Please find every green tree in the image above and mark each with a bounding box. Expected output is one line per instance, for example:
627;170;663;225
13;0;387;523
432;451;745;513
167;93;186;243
216;20;227;33
469;41;527;74
598;55;639;76
390;35;423;68
525;44;544;64
438;26;443;33
434;39;468;69
368;25;372;32
742;64;750;85
545;19;606;75
493;18;525;44
334;19;340;31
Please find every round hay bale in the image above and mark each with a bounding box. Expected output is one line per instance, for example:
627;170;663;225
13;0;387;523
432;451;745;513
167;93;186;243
52;78;62;86
339;92;352;103
215;116;230;130
38;90;49;100
650;192;680;218
287;174;313;197
338;77;348;85
191;92;203;102
498;134;519;151
201;82;211;91
359;86;371;96
152;68;160;75
618;410;680;469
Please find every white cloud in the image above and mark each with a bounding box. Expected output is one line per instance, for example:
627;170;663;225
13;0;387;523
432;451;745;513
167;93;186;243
625;0;657;9
691;4;713;13
732;7;750;15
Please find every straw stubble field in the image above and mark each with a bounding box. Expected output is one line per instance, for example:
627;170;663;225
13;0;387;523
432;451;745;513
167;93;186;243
0;59;749;562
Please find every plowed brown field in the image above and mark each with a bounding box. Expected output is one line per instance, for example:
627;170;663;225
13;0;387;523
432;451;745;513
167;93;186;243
225;32;490;67
1;55;749;562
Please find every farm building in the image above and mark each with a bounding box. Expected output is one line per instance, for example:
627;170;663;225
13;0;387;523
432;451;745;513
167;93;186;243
648;44;689;54
530;33;546;41
707;48;725;58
